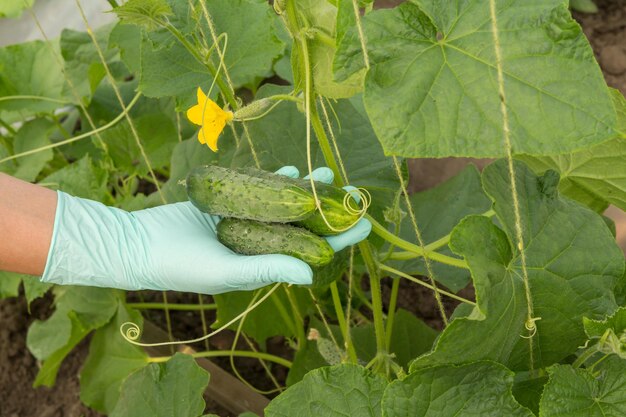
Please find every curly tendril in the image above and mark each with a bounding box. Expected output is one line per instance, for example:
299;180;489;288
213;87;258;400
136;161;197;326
520;316;542;339
119;283;280;348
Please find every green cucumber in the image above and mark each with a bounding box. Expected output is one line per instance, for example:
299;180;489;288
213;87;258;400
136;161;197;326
186;165;316;222
295;180;361;236
239;167;362;236
217;218;334;267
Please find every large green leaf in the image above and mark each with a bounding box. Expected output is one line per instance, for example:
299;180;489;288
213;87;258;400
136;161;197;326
81;302;148;413
266;364;387;417
519;89;626;212
40;155;110;201
383;362;532;416
292;0;363;99
0;40;72;119
539;357;626;417
60;25;119;101
11;118;55;182
99;112;178;178
411;160;624;372
135;0;283;103
389;309;438;369
26;286;119;386
335;1;616;157
390;164;491;292
110;352;209;417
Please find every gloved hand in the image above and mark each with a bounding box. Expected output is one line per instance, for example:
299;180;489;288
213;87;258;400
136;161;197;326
41;166;372;294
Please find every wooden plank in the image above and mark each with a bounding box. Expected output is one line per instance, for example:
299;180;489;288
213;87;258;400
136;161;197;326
142;320;270;416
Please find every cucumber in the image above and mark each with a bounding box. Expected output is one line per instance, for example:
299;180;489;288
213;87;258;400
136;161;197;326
217;218;334;267
239;167;362;236
186;165;316;223
295;180;361;236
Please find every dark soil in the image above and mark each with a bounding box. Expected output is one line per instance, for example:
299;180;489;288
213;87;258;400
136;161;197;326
1;2;625;416
0;293;103;417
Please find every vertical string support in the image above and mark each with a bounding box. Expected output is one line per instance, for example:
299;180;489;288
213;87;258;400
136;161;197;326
488;0;537;370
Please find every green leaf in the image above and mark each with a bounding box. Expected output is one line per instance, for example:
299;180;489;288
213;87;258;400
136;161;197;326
22;275;52;307
100;112;178;177
33;311;92;387
519;89;626;211
389;309;438;369
60;25;118;100
109;23;142;74
11;118;55;182
383;361;532;416
0;271;22;298
539;357;626;417
213;286;311;345
113;0;173;31
335;1;616;157
266;364;387;417
135;0;283;101
205;0;285;88
287;339;329;386
40;155;109;201
0;0;34;18
583;306;626;359
293;0;363;98
110;352;209;417
81;302;148;413
411;160;624;372
0;40;73;119
391;164;491;292
512;373;549;416
26;286;119;386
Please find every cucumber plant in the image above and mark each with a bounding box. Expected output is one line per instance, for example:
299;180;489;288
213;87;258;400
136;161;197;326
0;0;625;416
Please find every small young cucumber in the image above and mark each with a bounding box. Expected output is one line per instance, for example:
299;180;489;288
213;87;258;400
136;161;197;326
217;218;334;267
238;167;362;236
186;165;316;223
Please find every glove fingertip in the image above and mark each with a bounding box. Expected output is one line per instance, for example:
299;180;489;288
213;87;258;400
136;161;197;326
275;166;300;178
304;167;334;184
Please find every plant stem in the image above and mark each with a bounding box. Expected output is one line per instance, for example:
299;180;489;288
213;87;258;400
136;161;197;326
572;346;600;369
283;286;306;348
385;277;400;350
284;0;388;364
148;350;293;369
369;215;469;269
329;281;358;363
127;302;217;311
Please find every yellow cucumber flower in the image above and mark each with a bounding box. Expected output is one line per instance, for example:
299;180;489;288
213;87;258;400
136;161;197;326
186;87;233;152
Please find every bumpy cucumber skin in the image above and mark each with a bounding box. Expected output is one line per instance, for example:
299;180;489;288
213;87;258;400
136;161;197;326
217;218;334;267
239;167;361;236
295;180;361;236
186;165;316;223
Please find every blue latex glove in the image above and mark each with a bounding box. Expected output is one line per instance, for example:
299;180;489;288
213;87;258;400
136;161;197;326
41;166;371;294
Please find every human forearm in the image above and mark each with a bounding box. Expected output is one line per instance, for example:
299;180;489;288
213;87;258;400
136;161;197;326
0;173;57;275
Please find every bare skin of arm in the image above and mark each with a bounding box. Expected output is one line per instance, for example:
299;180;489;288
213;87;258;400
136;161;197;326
0;173;57;275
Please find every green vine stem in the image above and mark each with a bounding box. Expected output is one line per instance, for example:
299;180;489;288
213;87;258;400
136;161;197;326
384;277;400;351
330;281;359;363
147;350;293;369
127;302;217;311
283;0;388;369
